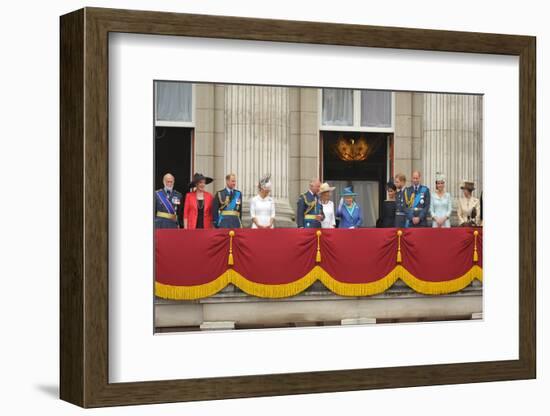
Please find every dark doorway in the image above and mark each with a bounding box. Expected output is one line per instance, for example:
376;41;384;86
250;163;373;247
154;126;193;205
321;131;389;226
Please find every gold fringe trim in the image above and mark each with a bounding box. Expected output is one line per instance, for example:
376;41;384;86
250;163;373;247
155;271;232;300
399;265;483;295
155;265;483;300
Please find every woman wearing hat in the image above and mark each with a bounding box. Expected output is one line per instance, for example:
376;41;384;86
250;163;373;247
183;173;214;229
319;183;336;228
250;174;276;229
430;172;452;228
336;186;363;229
457;180;481;226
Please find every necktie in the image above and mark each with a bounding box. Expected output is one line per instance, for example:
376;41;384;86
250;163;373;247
167;190;171;197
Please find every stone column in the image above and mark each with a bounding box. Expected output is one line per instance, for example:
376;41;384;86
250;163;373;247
394;92;424;179
213;84;226;192
393;92;413;180
298;88;320;195
422;93;483;219
194;84;215;194
288;87;301;211
224;85;295;227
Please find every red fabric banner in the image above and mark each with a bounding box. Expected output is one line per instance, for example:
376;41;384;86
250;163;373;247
400;228;482;281
232;229;318;284
155;229;229;286
320;228;397;283
155;227;483;299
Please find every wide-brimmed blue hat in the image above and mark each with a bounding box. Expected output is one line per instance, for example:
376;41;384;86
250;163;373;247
341;186;357;197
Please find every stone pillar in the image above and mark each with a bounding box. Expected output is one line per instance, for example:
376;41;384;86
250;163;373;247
213;84;226;193
411;93;424;173
194;84;215;194
393;92;413;182
289;87;301;213
382;91;423;185
298;88;320;194
224;85;295;227
422;93;483;215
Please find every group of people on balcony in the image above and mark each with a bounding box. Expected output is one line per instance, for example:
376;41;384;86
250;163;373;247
154;170;481;229
296;180;363;229
382;171;482;229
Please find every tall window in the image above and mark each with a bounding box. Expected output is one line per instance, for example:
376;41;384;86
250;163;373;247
360;90;392;128
321;89;393;131
322;89;354;126
155;81;194;126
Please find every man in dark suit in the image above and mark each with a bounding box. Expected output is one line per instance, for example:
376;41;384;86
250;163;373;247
403;170;431;228
296;179;324;228
213;173;243;228
394;173;407;228
154;173;184;228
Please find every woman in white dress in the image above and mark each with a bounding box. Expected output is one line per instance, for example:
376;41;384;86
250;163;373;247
250;174;276;229
319;182;336;229
430;172;452;228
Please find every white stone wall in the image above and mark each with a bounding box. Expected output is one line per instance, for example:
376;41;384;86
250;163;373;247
298;88;321;195
393;92;423;184
289;87;301;211
422;93;483;204
194;83;216;194
224;85;290;202
213;84;226;193
193;86;483;226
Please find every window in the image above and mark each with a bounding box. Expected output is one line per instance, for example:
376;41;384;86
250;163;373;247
361;90;392;128
321;89;394;131
155;81;194;126
322;89;353;126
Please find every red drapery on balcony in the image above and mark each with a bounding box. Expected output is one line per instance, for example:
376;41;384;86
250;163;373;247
155;227;482;300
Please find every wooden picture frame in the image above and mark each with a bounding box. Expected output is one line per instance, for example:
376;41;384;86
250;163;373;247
60;7;536;408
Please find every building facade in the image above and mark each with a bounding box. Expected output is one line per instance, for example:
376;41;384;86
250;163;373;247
154;82;483;330
155;82;483;227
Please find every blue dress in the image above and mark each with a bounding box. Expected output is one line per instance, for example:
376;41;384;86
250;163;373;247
430;191;452;228
337;202;363;228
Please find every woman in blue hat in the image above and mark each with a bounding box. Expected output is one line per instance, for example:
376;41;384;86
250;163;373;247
336;186;363;229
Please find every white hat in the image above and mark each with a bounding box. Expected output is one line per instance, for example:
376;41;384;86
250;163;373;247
435;172;446;182
319;182;336;193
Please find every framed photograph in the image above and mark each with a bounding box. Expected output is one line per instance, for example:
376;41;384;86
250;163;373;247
60;7;536;408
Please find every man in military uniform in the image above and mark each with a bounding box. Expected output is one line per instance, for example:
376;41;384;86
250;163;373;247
213;173;243;228
154;173;184;228
403;170;431;228
296;179;325;228
394;173;407;228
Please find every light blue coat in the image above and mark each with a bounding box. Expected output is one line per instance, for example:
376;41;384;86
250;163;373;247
430;192;452;228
